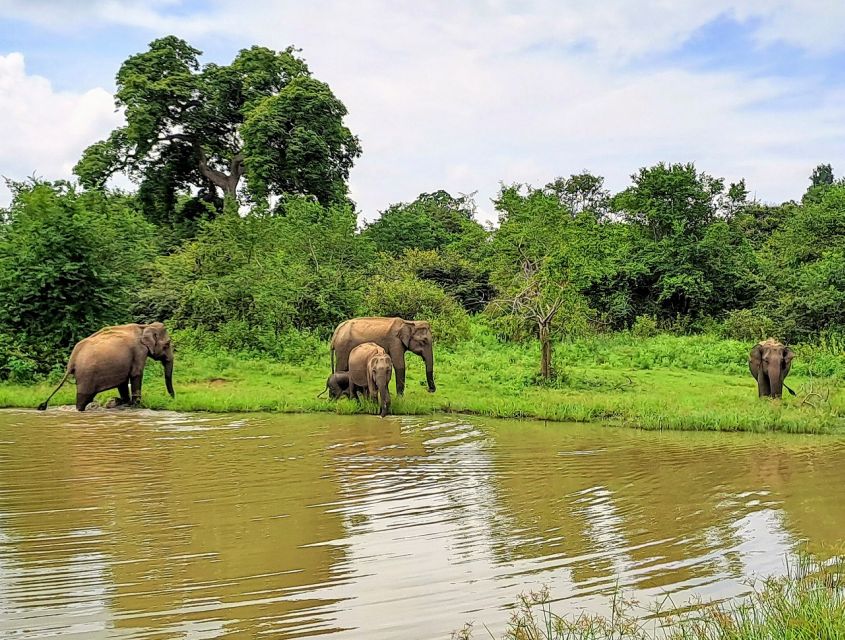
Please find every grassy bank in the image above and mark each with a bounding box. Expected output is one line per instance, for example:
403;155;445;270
3;329;845;433
458;555;845;640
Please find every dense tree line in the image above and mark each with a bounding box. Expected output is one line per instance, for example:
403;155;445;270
1;36;843;381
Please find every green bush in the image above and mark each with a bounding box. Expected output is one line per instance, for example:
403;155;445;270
630;314;659;338
364;274;471;346
0;181;156;377
721;308;776;341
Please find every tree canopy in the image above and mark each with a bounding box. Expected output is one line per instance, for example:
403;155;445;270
74;36;360;223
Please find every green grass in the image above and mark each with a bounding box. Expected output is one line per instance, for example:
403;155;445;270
4;329;845;434
457;555;845;640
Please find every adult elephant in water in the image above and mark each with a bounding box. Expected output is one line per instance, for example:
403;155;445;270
749;339;795;399
37;322;175;411
331;317;435;395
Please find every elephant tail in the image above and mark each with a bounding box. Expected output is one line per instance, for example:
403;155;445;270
37;368;72;411
784;382;796;397
316;387;328;399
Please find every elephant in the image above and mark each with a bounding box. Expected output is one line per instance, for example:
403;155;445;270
37;322;175;412
330;317;435;395
749;339;795;399
347;342;393;417
368;352;393;418
319;371;351;400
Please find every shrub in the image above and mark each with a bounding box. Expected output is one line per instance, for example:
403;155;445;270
721;308;776;341
0;181;156;377
631;314;659;338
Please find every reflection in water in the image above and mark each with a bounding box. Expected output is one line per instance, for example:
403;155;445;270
0;409;843;638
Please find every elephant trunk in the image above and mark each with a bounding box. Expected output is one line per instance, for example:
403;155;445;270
423;347;435;393
379;378;391;418
163;358;175;398
768;360;783;398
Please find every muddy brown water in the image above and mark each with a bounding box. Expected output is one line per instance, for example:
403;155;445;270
1;409;843;639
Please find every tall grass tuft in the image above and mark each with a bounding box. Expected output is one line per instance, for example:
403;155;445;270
460;555;845;640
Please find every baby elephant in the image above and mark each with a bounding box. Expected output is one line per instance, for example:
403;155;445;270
348;342;393;417
322;371;351;399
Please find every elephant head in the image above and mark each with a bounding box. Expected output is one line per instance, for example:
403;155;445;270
141;322;175;398
749;339;794;399
400;320;435;392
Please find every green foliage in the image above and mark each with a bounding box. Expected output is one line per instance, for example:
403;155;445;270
241;76;361;205
758;184;845;339
75;36;359;228
720;309;776;341
0;181;156;375
363;190;487;256
610;162;758;321
403;248;495;313
541;171;611;220
488;184;608;338
138;197;371;343
630;314;659;338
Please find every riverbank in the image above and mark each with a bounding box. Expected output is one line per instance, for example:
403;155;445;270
462;555;845;640
3;332;845;433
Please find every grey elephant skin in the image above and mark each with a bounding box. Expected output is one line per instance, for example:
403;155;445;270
324;371;351;399
347;342;393;417
37;322;175;411
330;317;435;395
749;339;795;399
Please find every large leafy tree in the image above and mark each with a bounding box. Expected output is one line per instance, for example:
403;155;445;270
488;185;609;379
75;36;360;221
611;162;757;321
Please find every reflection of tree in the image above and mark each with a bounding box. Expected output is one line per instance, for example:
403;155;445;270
0;412;354;638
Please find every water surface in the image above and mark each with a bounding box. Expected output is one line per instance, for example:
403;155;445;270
0;409;843;638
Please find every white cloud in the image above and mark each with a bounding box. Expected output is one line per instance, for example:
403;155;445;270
0;53;121;204
2;2;845;221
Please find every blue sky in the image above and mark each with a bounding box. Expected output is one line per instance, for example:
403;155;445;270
1;0;844;222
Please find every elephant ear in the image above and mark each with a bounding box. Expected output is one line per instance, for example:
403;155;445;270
749;343;763;375
783;347;795;375
141;324;160;357
399;321;413;348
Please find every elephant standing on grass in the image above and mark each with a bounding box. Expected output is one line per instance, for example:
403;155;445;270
330;317;435;395
749;339;795;399
348;342;393;417
37;323;175;411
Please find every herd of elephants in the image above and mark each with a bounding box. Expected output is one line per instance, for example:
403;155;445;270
35;317;793;417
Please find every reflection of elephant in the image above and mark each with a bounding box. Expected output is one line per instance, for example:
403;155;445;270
348;343;393;417
330;317;435;395
37;323;175;411
321;372;351;400
749;339;795;398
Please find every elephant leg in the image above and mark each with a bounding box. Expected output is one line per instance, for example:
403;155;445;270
349;384;359;401
757;371;771;398
76;391;96;412
393;366;406;396
130;374;143;406
386;344;407;396
114;381;131;406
